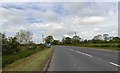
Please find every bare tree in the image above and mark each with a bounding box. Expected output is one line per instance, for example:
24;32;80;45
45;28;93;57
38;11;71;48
15;30;32;44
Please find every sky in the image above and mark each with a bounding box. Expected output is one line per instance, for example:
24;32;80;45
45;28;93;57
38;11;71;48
0;1;119;43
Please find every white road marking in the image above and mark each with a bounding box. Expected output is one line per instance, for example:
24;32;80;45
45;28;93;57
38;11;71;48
76;51;92;57
109;62;120;67
76;51;85;55
68;49;119;68
69;49;74;51
84;53;92;57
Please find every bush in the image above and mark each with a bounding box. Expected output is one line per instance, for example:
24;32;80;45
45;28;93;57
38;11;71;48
117;44;120;47
101;44;109;47
2;45;46;68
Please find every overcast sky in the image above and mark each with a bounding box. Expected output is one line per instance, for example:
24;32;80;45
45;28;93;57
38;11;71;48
0;2;118;43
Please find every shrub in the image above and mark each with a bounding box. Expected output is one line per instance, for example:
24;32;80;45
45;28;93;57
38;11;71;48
2;45;46;68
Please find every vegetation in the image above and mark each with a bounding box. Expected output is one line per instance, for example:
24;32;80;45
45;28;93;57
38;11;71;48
2;30;34;55
45;34;120;50
1;30;48;68
15;29;33;44
44;35;53;44
3;47;53;71
1;29;120;69
66;43;120;50
51;40;60;45
2;45;45;68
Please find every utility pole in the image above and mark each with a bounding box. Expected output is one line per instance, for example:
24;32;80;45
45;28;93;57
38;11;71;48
42;34;44;44
75;32;77;36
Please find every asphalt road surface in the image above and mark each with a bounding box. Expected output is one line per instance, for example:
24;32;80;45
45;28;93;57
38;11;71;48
48;45;119;71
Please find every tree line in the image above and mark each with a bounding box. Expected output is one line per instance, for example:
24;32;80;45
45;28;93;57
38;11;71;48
1;30;47;67
1;30;119;68
44;34;120;45
1;30;120;55
1;29;45;55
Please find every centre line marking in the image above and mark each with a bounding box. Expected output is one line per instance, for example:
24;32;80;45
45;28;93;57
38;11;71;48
76;51;85;55
76;51;92;57
84;53;92;57
109;62;120;67
69;49;74;51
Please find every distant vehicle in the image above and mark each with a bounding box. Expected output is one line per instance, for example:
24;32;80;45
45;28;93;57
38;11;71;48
45;43;51;47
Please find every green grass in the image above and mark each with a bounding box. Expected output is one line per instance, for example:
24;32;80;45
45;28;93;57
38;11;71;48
0;56;2;72
3;47;53;71
2;46;45;68
79;46;120;51
64;43;120;51
79;43;120;51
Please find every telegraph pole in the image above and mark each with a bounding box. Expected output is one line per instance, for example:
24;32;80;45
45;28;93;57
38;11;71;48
75;32;77;36
42;34;44;44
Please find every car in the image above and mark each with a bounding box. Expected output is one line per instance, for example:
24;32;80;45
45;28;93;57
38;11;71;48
45;43;51;47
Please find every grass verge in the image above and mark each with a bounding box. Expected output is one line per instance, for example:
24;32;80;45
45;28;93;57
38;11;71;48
79;43;120;51
78;46;120;51
64;43;120;51
2;45;46;68
3;47;53;71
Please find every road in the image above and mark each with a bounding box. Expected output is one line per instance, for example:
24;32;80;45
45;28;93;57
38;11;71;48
48;45;119;71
